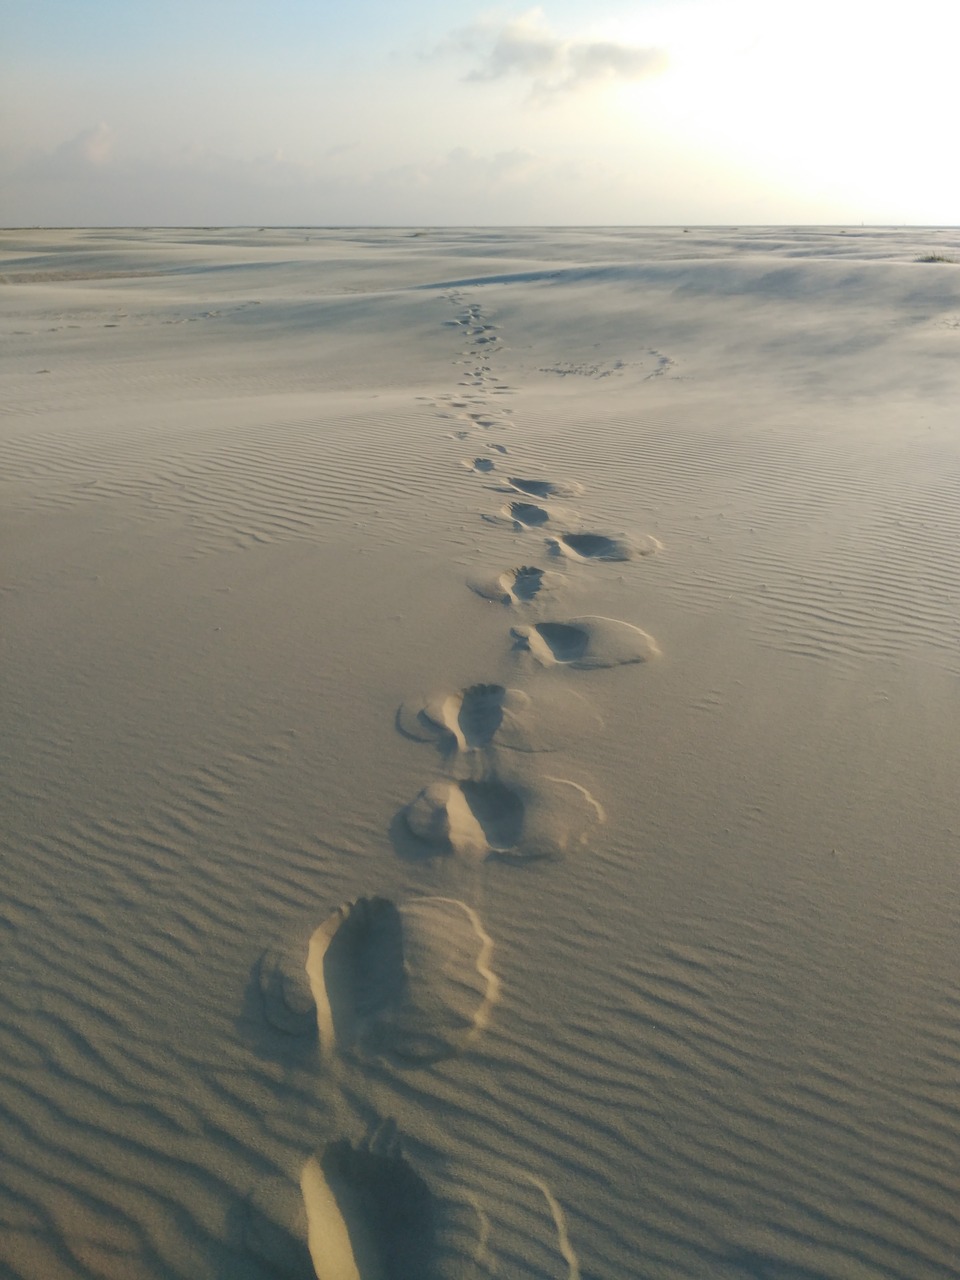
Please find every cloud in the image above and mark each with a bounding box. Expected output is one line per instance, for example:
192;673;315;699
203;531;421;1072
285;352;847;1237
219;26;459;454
19;122;118;178
0;128;552;225
448;9;666;98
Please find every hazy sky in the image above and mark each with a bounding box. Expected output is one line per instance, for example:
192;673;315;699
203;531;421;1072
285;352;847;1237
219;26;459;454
2;0;956;225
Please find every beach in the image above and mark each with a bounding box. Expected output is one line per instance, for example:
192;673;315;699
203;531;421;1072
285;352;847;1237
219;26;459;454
3;225;960;1278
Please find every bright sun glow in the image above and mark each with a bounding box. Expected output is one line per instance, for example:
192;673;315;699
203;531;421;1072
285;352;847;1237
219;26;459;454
606;0;959;220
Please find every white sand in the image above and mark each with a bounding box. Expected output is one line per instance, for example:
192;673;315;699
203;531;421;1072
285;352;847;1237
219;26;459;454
3;226;960;1277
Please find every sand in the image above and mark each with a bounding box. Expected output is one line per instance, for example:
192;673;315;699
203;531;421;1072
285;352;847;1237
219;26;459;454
2;225;960;1278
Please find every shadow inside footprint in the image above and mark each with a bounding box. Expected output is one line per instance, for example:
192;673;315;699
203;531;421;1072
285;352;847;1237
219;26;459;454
321;898;406;1048
403;779;527;859
511;565;545;600
467;564;549;606
512;615;659;669
459;780;525;850
509;501;549;527
529;622;590;663
457;683;507;748
508;478;554;499
302;1129;436;1280
307;895;500;1063
557;533;625;560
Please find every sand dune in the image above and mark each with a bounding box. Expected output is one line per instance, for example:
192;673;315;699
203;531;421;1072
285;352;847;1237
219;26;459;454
4;225;960;1277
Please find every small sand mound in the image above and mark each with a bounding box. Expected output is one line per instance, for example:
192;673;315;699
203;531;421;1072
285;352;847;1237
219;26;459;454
258;946;317;1036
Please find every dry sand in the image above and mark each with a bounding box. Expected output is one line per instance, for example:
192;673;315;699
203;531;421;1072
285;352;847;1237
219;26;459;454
3;225;960;1277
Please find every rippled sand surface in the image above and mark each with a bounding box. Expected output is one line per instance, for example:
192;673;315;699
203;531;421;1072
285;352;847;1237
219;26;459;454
3;225;960;1277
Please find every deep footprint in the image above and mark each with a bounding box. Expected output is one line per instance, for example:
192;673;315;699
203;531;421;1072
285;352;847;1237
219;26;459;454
457;684;508;747
529;622;589;663
311;897;406;1055
405;780;524;858
305;895;500;1062
302;1126;437;1280
507;565;545;600
549;532;631;562
398;683;513;752
512;616;660;669
507;501;550;528
402;774;601;862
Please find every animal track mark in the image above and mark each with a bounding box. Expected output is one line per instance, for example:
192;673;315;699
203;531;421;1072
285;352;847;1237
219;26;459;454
512;616;659;669
463;457;496;473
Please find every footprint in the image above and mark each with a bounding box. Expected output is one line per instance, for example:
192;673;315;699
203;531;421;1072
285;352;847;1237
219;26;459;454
401;774;602;863
462;456;496;473
506;477;583;500
303;896;499;1063
244;1175;314;1278
467;564;562;606
494;501;550;529
301;1128;437;1280
469;416;511;430
548;532;661;562
511;617;659;669
487;442;509;455
398;680;575;754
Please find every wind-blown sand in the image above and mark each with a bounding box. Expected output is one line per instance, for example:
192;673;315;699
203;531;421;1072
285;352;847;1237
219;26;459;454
3;225;960;1277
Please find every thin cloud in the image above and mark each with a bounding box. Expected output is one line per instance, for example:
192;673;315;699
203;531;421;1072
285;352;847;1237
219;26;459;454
449;9;666;98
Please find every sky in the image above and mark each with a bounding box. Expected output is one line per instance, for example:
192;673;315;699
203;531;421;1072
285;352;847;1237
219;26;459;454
1;0;957;226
